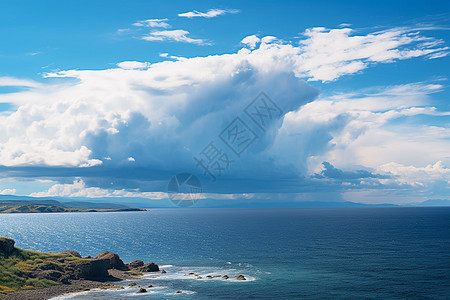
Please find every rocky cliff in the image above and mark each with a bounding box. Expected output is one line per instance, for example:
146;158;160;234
0;237;159;294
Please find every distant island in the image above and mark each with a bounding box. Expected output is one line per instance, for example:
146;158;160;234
0;237;159;299
0;200;146;214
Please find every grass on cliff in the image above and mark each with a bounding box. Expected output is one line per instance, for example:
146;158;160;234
0;247;78;294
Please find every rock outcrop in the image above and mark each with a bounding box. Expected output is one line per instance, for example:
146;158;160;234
0;237;162;293
0;237;15;255
137;262;159;272
127;260;144;269
94;251;126;270
28;256;113;282
59;250;82;258
34;270;64;281
75;259;110;279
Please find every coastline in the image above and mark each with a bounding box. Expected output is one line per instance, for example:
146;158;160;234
0;269;136;300
0;237;160;299
0;208;147;214
0;200;146;214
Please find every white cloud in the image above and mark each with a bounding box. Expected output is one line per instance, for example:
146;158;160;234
178;9;239;18
127;17;208;45
0;39;317;167
241;35;260;49
270;81;449;199
134;26;447;75
0;188;16;195
117;61;150;70
132;18;170;28
379;161;450;187
0;26;447;194
296;27;449;81
30;179;167;199
0;76;41;88
27;179;317;202
26;51;41;56
80;159;103;167
142;29;207;44
117;28;131;34
261;36;277;44
340;160;450;205
28;180;267;201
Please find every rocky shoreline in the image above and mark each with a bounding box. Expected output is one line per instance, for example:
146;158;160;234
0;237;160;299
0;278;122;300
0;237;249;299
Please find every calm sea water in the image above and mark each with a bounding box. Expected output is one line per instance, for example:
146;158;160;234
0;208;449;299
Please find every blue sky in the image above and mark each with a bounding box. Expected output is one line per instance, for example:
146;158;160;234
0;0;449;206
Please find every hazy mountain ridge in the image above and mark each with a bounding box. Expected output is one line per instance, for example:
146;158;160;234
0;198;144;214
0;194;448;208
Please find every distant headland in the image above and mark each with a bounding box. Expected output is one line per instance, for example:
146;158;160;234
0;200;145;214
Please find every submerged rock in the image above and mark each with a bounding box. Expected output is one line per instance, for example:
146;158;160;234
99;284;123;290
137;288;147;293
236;274;246;280
128;282;138;287
222;275;229;279
176;290;182;294
161;269;167;273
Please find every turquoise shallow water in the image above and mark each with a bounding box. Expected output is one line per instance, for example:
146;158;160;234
1;207;449;299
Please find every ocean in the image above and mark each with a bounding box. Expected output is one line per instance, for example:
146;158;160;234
1;207;449;299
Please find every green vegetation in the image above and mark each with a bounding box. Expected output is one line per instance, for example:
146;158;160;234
0;204;70;214
0;237;152;294
0;248;63;293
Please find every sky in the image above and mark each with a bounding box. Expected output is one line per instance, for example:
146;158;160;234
0;0;449;206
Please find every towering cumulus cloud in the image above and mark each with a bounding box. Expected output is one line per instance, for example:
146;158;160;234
0;27;448;197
